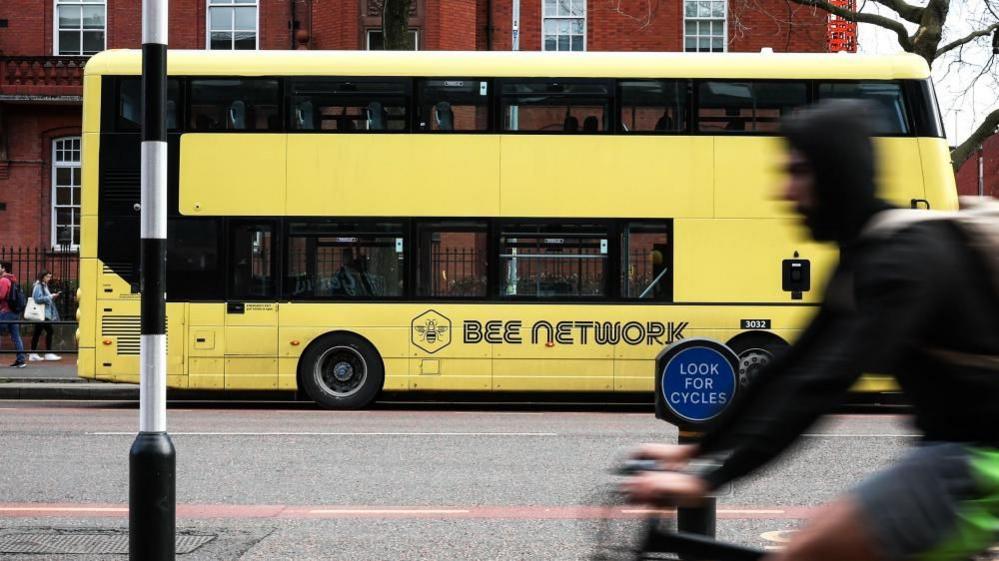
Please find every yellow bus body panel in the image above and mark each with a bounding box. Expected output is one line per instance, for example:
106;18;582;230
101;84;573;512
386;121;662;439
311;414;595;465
714;137;788;219
876;138;926;204
76;257;98;379
179;134;287;215
269;303;824;394
286;135;501;216
81;133;100;227
674;219;837;304
918;137;959;210
500;136;713;218
225;358;278;390
94;300;187;386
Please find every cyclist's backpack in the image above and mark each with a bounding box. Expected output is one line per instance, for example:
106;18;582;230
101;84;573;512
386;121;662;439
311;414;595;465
862;196;999;297
862;196;999;370
5;280;26;315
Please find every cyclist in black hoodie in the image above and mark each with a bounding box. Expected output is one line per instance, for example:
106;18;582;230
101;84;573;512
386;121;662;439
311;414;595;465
623;99;999;561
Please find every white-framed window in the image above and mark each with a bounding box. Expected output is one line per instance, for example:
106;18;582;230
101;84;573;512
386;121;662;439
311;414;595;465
366;29;419;50
207;0;258;50
54;0;106;56
51;137;81;249
543;0;586;51
684;0;726;52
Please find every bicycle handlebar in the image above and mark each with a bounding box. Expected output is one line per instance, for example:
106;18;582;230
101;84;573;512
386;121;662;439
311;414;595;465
614;459;662;476
596;459;767;561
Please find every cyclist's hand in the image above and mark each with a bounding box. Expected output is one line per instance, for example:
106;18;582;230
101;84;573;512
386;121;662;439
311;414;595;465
620;470;709;507
631;443;698;470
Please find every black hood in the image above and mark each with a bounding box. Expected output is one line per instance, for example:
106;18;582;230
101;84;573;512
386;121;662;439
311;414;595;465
780;99;892;245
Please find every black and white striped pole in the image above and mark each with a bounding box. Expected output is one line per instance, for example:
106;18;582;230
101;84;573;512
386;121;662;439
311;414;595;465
129;1;175;560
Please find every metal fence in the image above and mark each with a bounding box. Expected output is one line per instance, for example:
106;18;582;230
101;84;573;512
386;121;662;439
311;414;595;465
431;248;658;297
0;246;79;354
429;247;487;297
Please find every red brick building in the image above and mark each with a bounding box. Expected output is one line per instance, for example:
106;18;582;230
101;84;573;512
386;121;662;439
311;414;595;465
0;0;828;251
956;133;999;199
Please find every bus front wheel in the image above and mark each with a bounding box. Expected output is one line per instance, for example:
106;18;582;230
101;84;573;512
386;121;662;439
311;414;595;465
299;333;384;410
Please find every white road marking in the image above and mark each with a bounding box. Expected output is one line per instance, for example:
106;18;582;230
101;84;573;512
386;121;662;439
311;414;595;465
89;431;559;436
0;507;128;513
802;433;920;438
308;508;470;514
621;509;785;515
761;530;798;543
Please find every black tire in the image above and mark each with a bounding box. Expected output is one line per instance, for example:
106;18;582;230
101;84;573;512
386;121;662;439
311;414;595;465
298;332;384;410
726;333;789;388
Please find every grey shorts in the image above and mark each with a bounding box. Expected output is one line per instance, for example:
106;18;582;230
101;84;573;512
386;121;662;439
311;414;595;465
853;442;999;561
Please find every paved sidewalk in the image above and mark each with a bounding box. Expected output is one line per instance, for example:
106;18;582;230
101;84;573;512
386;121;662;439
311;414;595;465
0;357;78;382
0;358;298;401
0;355;141;399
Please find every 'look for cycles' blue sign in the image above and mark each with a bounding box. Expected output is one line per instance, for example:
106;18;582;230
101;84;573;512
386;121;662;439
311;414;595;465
656;339;739;425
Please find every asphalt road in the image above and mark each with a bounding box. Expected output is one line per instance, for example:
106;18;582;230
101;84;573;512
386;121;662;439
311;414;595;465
0;400;916;560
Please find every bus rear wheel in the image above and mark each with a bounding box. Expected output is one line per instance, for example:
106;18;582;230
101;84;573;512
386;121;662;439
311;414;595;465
726;333;789;388
300;333;384;410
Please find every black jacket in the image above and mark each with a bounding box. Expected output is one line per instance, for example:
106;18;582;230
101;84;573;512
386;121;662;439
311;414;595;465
698;219;999;489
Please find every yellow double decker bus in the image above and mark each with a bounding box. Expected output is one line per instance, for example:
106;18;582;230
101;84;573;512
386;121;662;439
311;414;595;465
78;50;955;409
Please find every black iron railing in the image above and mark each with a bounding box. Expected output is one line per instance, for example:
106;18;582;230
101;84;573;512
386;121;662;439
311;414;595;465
0;246;79;354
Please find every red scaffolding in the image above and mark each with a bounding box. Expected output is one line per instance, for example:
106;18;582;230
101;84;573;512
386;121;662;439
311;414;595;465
827;0;859;52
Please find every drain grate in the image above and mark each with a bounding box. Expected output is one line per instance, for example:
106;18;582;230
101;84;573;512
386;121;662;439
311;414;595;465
0;533;215;554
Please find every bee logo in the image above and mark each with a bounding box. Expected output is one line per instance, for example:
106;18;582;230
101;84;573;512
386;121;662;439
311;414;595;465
412;310;452;354
415;319;449;345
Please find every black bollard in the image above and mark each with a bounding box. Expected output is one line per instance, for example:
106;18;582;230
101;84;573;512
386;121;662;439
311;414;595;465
676;431;716;538
129;432;176;560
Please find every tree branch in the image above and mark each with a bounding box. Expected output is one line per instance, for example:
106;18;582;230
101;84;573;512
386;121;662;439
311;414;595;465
870;0;924;23
788;0;914;50
986;0;998;21
936;22;999;58
951;106;999;173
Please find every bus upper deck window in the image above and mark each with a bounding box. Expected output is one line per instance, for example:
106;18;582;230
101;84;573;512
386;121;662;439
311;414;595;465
619;80;689;133
189;78;280;131
116;78;181;132
500;80;611;133
697;81;807;133
416;79;489;132
288;79;409;132
818;82;910;135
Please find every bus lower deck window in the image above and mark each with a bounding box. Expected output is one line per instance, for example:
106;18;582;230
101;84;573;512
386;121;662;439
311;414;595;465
499;224;608;297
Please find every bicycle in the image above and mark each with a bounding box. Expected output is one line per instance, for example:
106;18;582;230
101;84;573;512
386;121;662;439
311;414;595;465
591;460;765;561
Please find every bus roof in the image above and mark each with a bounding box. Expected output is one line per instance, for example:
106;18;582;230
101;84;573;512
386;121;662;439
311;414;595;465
85;50;931;80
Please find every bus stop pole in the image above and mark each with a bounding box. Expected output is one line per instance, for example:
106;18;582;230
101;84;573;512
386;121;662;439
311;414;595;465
129;1;175;560
676;431;716;539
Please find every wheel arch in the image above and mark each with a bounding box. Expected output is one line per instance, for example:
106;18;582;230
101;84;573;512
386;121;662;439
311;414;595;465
725;330;789;355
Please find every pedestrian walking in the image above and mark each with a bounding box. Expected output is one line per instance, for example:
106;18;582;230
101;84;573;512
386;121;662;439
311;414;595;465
0;261;27;367
27;270;61;362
